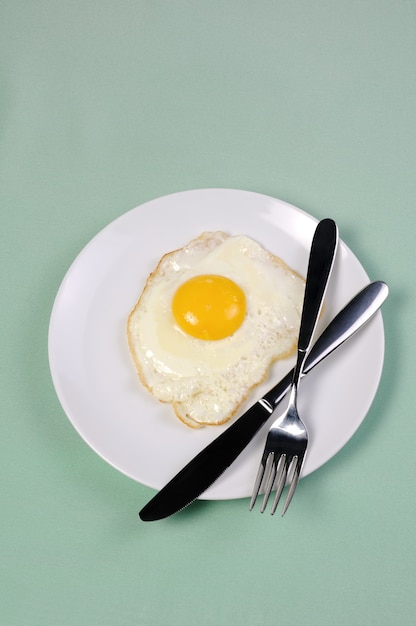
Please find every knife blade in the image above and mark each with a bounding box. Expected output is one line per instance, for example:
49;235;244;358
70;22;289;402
139;280;388;521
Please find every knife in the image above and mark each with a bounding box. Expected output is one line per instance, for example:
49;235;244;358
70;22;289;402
139;280;388;521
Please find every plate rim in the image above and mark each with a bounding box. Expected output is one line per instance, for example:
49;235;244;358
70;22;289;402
48;188;385;499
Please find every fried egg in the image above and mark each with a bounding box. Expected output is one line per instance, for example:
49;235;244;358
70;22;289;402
127;231;305;428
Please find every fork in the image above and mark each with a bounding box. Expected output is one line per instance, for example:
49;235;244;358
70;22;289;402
249;218;338;515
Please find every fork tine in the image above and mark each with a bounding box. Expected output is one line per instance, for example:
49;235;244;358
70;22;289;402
248;466;263;511
260;453;279;513
249;451;272;510
270;454;289;515
281;455;304;516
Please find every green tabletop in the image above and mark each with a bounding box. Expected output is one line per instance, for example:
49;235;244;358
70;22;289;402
1;2;415;625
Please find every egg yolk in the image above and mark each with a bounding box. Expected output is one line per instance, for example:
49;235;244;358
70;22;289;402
172;274;246;340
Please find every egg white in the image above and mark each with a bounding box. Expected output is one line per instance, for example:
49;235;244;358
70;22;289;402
127;231;305;427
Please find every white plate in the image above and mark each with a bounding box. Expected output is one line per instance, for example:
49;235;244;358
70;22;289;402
48;189;385;500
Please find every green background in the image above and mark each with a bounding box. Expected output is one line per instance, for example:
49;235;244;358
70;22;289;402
1;1;415;625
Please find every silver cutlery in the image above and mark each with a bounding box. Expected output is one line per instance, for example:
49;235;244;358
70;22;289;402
139;280;387;521
250;218;338;515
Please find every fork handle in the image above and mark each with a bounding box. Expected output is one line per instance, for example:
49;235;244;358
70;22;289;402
297;218;338;353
